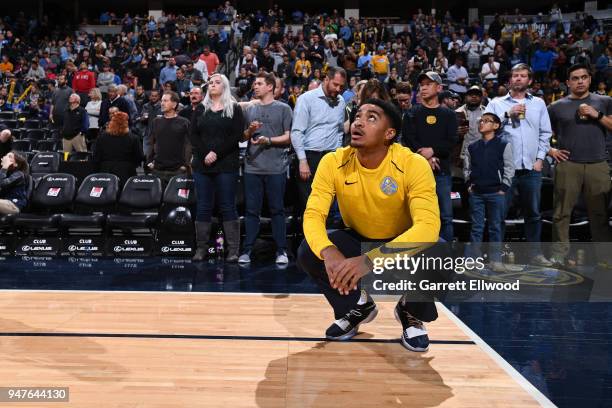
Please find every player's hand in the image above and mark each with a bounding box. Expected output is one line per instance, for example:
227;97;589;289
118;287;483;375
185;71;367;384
334;255;370;295
417;147;434;159
299;159;311;181
457;125;469;136
321;246;346;287
548;148;570;163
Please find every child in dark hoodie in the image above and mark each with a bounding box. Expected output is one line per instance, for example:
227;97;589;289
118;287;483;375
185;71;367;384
464;112;520;272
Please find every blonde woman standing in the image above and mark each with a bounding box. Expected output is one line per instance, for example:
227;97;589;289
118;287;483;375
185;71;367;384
85;88;102;141
190;74;246;262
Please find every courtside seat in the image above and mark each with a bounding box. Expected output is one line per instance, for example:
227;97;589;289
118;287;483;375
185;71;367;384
12;139;31;152
23;129;46;142
22;119;41;129
34;139;62;152
162;175;197;207
0;111;15;120
30;152;61;176
105;213;158;228
159;175;196;235
59;173;119;228
68;151;92;162
1;119;17;129
106;175;162;229
12;173;76;229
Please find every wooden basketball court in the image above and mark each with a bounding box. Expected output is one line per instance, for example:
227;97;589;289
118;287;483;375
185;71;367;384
0;291;554;407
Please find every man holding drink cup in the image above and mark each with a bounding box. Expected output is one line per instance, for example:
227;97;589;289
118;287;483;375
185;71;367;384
485;63;553;266
547;63;612;267
241;72;293;265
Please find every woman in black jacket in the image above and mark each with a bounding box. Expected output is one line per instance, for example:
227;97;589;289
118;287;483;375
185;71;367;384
0;151;29;214
190;73;245;262
93;111;143;187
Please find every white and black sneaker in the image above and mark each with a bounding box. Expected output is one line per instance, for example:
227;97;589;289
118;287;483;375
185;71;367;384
394;302;429;352
325;290;378;341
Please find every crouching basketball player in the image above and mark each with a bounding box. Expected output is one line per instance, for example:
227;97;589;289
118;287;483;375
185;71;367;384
297;99;441;352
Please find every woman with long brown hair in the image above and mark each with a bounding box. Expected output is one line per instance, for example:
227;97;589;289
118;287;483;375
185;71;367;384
0;151;29;215
92;111;143;186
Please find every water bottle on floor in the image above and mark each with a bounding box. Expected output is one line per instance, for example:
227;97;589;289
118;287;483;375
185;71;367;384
215;228;225;261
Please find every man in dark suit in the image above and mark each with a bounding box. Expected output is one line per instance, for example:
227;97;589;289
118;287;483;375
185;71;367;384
98;85;131;129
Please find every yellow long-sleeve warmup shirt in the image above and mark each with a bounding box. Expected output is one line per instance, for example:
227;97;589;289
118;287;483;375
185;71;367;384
303;143;441;260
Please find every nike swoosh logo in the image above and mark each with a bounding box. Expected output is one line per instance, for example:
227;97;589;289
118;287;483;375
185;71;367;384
345;181;357;185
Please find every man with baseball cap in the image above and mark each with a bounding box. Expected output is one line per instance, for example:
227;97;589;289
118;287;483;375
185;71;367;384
439;90;460;110
402;71;458;242
457;85;487;164
298;98;441;351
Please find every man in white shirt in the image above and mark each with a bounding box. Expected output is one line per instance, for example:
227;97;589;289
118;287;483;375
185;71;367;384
480;55;500;82
463;34;482;71
480;32;496;65
447;57;469;95
447;33;464;52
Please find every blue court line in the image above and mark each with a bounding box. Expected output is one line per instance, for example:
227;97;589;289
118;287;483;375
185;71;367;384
0;332;475;344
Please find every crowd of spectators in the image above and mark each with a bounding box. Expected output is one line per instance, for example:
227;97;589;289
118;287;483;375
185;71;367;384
0;4;609;117
0;3;610;264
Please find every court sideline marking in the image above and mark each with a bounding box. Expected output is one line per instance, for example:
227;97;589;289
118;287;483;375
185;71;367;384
438;303;557;408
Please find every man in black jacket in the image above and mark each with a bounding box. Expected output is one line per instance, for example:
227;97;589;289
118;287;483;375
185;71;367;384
309;33;325;70
147;91;191;186
139;90;162;159
179;87;204;123
62;93;88;152
402;71;458;242
98;85;131;129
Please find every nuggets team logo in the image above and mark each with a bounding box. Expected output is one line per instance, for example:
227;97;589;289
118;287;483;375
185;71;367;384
426;115;437;125
380;176;398;195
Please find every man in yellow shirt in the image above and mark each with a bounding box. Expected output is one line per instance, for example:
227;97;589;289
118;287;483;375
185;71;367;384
297;98;441;352
0;55;13;74
370;46;390;82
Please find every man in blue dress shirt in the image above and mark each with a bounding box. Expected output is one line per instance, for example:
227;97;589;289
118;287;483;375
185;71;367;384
291;66;347;218
485;63;553;266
